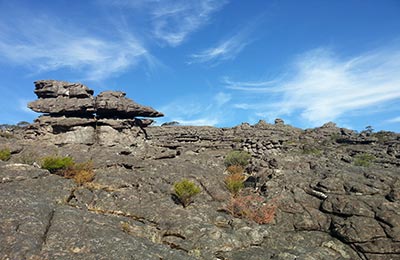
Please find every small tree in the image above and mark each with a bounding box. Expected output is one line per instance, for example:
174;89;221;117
173;179;201;208
224;150;251;168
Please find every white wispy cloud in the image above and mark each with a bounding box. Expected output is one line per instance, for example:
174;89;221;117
225;47;400;125
106;0;228;46
159;91;232;126
387;116;400;123
0;9;154;81
189;30;252;64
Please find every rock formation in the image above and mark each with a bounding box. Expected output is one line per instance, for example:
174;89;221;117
28;80;95;116
26;80;163;145
95;91;163;118
0;81;399;259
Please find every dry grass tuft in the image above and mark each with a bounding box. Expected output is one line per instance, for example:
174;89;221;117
63;161;95;185
225;194;277;224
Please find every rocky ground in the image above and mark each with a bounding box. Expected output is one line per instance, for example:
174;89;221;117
1;121;399;260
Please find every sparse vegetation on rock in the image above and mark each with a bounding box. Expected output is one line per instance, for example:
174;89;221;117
225;194;277;224
41;156;95;185
224;150;251;168
0;148;11;161
41;156;74;173
63;160;95;185
224;172;245;196
354;153;375;167
173;179;201;207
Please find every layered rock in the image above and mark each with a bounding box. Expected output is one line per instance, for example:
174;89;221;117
33;80;94;98
26;80;163;145
1;120;399;259
95;91;163;118
28;80;95;116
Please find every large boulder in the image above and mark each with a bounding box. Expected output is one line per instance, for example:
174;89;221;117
33;80;94;98
95;91;164;118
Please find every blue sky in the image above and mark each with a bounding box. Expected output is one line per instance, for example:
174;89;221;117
0;0;399;132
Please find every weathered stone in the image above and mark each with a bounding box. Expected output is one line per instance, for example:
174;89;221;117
33;80;94;98
332;216;386;243
274;118;284;125
321;195;374;217
95;91;164;118
28;96;95;115
2;99;400;259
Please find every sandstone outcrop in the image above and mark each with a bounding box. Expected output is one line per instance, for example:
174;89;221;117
26;80;163;145
95;91;163;118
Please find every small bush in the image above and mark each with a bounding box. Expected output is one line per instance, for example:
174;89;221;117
0;148;11;161
354;153;375;167
224;150;251;168
224;173;245;196
226;165;244;175
225;194;277;224
41;156;74;173
64;161;95;185
173;179;201;208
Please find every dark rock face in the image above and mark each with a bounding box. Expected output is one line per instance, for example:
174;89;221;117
1;119;399;260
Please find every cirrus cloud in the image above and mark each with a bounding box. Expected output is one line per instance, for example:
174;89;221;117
225;47;400;126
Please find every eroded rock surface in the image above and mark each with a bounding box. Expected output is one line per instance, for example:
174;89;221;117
95;91;164;118
1;119;399;260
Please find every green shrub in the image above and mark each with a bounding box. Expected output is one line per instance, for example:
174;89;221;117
354;153;375;167
41;156;74;173
224;150;251;168
225;173;245;196
173;179;201;208
0;148;11;161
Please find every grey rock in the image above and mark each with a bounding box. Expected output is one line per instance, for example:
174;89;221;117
2;112;400;259
33;80;94;98
95;91;164;118
28;96;95;115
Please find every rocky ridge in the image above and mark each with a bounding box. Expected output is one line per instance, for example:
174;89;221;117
0;80;399;260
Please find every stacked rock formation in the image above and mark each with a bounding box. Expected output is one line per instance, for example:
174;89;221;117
26;80;163;145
